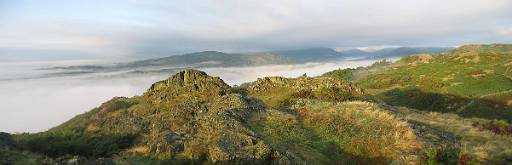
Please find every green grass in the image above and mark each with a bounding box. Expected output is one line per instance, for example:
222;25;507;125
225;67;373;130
0;149;44;165
356;50;512;97
249;100;421;164
348;44;512;121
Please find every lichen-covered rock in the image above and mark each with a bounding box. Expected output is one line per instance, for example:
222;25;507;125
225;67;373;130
244;74;365;108
144;69;233;104
248;76;364;96
399;54;434;66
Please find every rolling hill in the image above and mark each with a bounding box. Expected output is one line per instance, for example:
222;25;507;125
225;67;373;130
348;44;512;120
3;44;512;164
270;48;343;62
366;47;452;59
334;47;453;59
41;47;453;76
124;51;293;68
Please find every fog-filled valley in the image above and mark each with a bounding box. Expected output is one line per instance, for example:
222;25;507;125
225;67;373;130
0;59;377;133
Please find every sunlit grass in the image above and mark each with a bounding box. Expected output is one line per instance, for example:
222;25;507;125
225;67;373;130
249;100;422;164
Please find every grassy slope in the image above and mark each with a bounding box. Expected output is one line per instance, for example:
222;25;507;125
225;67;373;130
247;100;421;164
388;106;512;164
357;46;512;96
350;44;512;121
244;76;423;164
320;44;512;164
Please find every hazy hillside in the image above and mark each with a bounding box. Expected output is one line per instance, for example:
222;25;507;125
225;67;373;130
367;47;453;59
125;51;293;68
335;47;453;59
269;47;452;61
271;48;343;62
44;51;293;72
41;47;453;76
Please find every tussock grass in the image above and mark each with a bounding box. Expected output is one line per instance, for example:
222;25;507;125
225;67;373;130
249;100;422;164
392;106;512;164
297;101;421;161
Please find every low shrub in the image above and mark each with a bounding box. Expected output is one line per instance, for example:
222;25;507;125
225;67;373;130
14;131;135;158
423;145;467;165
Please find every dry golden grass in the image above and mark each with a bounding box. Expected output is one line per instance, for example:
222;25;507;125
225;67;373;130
247;100;425;164
298;101;423;161
126;146;150;154
393;106;512;164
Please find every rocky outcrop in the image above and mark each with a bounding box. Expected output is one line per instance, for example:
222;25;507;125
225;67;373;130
144;69;234;103
50;69;304;164
399;54;435;66
247;75;365;98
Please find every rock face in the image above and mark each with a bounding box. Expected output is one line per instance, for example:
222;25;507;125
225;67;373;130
50;69;304;164
145;69;234;104
248;76;363;94
398;54;435;66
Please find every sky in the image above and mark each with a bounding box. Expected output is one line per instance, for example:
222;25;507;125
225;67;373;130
1;0;512;61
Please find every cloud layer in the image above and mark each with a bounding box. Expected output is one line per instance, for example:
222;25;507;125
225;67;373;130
0;59;376;133
1;0;511;60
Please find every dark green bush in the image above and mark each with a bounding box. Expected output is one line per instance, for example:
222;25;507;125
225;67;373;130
424;145;464;165
15;130;135;158
316;86;352;102
325;68;354;81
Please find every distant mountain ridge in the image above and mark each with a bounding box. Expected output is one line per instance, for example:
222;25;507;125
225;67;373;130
365;47;453;59
40;46;453;77
270;48;342;62
269;47;453;61
124;51;292;68
41;51;294;74
335;47;452;59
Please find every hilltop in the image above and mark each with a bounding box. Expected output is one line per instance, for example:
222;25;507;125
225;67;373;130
2;44;512;164
2;70;424;164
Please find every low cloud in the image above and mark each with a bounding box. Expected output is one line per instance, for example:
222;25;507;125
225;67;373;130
0;59;376;133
